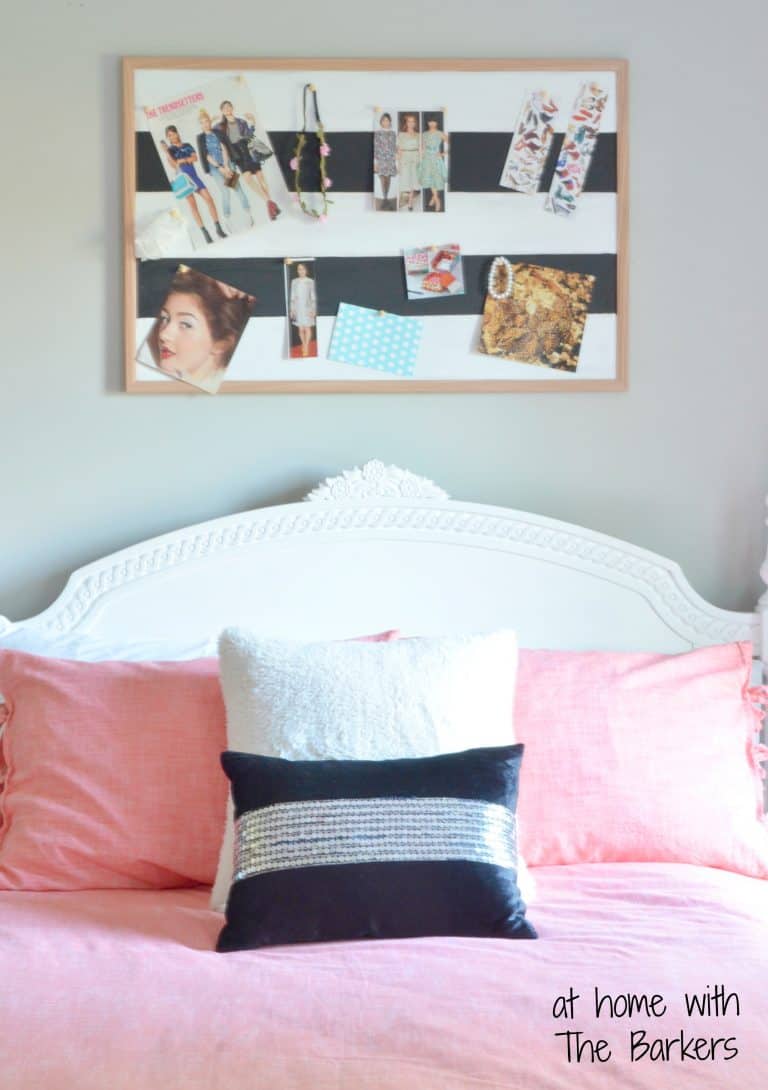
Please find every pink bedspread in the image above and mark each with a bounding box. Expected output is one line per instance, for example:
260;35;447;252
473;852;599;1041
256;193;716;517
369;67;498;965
1;864;766;1089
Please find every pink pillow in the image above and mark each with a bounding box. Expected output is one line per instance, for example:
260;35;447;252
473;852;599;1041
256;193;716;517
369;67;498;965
0;653;226;890
0;632;397;891
514;642;768;875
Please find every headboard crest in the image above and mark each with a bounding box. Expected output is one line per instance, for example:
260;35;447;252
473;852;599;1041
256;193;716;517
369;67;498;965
304;461;449;503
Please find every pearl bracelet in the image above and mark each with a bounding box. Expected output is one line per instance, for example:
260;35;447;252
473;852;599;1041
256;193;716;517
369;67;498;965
487;256;514;300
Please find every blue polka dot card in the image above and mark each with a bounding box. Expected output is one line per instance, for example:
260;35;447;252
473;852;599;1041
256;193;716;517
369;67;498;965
328;303;423;377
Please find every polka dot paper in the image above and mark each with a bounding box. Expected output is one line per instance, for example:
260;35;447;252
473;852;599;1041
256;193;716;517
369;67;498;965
329;303;423;377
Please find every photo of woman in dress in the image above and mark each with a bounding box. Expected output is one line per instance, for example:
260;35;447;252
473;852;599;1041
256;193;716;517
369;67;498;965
196;109;254;232
420;112;448;212
214;100;282;222
139;265;255;393
159;125;227;245
396;112;421;212
285;260;318;358
373;110;398;212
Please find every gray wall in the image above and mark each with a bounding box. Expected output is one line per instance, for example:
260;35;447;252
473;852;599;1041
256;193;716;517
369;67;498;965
2;0;766;622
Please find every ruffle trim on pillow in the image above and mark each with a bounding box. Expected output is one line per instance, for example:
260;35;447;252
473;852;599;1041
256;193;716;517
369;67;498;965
746;687;768;764
0;699;9;832
0;700;9;771
744;687;768;823
746;684;768;711
753;742;768;779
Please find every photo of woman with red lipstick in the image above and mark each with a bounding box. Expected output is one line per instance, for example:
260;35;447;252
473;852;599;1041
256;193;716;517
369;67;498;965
137;265;255;394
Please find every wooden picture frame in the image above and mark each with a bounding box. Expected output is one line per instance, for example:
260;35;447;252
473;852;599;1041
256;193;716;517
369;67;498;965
123;57;628;393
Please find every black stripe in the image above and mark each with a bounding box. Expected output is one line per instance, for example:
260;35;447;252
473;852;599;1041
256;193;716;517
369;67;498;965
453;132;616;194
222;746;522;815
137;253;616;318
136;131;617;194
218;861;536;950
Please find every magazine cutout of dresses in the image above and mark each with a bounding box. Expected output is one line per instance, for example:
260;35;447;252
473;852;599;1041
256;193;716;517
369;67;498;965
373;109;448;213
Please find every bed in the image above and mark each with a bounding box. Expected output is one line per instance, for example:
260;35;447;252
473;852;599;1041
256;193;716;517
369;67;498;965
1;462;766;1089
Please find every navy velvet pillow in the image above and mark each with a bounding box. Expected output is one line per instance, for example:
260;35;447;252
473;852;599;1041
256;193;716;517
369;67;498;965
217;744;536;951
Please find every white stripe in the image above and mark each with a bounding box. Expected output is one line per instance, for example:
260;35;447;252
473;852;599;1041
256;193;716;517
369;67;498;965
134;313;616;383
134;70;618;133
134;190;617;257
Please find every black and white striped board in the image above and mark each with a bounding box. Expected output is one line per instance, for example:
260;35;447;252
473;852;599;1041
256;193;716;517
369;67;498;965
125;60;627;392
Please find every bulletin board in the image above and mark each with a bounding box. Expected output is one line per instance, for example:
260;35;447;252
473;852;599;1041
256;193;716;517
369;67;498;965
123;58;628;394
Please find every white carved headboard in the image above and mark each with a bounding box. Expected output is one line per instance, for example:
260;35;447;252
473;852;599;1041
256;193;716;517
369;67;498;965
1;463;760;663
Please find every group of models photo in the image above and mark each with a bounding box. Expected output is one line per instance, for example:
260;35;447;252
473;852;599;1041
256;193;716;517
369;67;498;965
373;109;449;213
145;77;290;245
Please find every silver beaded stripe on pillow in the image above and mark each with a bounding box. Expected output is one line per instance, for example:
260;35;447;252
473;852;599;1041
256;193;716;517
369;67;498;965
233;797;518;881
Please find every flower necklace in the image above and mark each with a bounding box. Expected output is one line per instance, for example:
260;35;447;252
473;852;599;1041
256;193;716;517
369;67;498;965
290;83;332;221
487;256;515;300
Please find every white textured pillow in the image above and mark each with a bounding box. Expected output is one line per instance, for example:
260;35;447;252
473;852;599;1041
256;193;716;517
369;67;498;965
211;629;521;911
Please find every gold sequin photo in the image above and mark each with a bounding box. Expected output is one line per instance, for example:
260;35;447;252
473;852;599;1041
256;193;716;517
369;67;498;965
479;262;595;372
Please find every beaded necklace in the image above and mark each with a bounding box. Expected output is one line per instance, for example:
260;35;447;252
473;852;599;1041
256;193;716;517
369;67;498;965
487;256;515;300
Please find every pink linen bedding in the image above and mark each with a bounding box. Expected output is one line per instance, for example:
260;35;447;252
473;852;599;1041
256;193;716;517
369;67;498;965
1;864;766;1089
